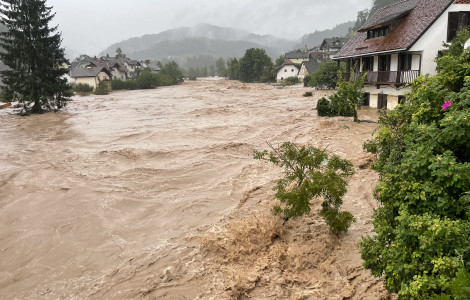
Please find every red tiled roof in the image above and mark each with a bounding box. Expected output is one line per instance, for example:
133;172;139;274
284;59;296;65
335;0;454;59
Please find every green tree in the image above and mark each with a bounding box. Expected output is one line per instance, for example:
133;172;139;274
275;55;285;68
238;48;273;83
115;47;127;59
0;0;72;114
209;64;216;77
254;142;355;235
160;61;183;84
361;30;470;298
310;60;342;89
215;57;226;77
226;58;240;80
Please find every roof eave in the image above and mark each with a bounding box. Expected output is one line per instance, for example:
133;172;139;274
333;48;407;60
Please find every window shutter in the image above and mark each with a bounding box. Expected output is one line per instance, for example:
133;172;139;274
448;12;459;42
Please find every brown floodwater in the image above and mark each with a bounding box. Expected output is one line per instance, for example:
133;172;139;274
0;79;389;299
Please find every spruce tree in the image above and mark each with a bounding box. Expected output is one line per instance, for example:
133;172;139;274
0;0;71;114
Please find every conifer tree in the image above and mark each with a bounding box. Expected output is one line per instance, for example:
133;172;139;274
0;0;72;114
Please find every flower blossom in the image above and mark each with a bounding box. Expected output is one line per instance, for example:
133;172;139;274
442;100;453;110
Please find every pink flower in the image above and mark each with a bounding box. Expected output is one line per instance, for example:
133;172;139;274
376;193;380;197
423;82;427;86
442;101;453;110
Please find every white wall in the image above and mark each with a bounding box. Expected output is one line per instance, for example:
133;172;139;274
276;65;299;81
409;4;470;75
373;56;379;72
390;54;399;72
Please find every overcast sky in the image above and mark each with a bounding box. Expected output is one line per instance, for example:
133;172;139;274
48;0;371;59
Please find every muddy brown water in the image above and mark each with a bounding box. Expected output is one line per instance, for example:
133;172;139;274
0;79;389;299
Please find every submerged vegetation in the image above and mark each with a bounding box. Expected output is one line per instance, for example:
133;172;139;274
254;142;355;235
361;30;470;298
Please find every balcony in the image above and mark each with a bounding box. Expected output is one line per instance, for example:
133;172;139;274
344;70;420;85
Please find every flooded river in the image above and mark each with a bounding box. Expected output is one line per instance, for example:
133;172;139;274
0;79;390;299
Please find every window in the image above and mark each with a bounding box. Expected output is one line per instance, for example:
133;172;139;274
398;95;406;105
448;11;470;42
291;69;294;72
362;57;374;72
378;94;388;109
363;93;370;106
284;69;287;72
399;53;412;71
367;26;390;39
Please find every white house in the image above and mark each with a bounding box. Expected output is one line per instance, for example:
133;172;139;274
298;60;320;80
275;60;300;81
334;0;470;110
319;37;349;60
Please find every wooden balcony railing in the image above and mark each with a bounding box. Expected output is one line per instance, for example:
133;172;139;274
344;70;420;85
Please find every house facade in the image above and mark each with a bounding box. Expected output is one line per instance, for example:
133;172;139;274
334;0;470;110
298;60;320;79
275;60;300;81
285;49;310;64
71;67;113;90
320;37;350;59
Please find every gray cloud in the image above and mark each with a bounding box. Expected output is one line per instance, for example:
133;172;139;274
48;0;371;58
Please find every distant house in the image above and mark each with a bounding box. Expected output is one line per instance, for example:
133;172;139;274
275;59;300;81
285;49;310;64
88;60;128;81
124;60;142;77
298;60;320;79
140;60;161;73
334;0;470;110
71;67;113;90
319;37;349;60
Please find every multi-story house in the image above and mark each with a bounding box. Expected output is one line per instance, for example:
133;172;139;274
334;0;470;110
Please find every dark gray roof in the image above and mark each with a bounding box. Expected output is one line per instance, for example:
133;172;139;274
301;60;320;74
320;38;350;49
71;67;112;78
285;50;310;59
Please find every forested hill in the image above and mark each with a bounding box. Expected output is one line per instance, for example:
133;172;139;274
100;23;297;60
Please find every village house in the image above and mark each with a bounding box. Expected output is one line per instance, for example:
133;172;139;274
88;59;128;81
71;67;113;90
284;49;310;64
140;60;161;73
275;59;300;81
319;37;350;59
334;0;470;110
298;60;320;80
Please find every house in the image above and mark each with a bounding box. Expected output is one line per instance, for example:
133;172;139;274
88;60;128;81
285;49;310;64
70;67;113;90
319;37;350;59
298;60;320;79
140;60;161;73
124;60;142;77
334;0;470;110
275;60;300;81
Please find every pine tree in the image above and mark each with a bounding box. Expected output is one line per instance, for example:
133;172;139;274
0;0;72;114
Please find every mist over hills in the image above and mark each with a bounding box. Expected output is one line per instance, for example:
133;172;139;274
100;22;354;63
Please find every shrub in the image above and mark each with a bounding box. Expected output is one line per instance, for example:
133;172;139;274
303;75;311;87
254;142;355;235
94;81;109;95
361;30;470;298
303;91;313;97
111;79;128;90
135;70;158;89
284;76;300;86
156;73;174;86
316;97;331;116
73;83;93;96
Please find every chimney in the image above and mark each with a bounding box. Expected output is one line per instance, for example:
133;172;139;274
145;60;150;64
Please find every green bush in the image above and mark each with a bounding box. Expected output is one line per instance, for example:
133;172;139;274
94;81;109;95
316;97;331;116
254;142;355;235
73;83;93;96
360;29;470;298
111;79;128;90
135;70;158;89
303;91;313;97
284;76;300;86
303;75;311;87
156;73;174;86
